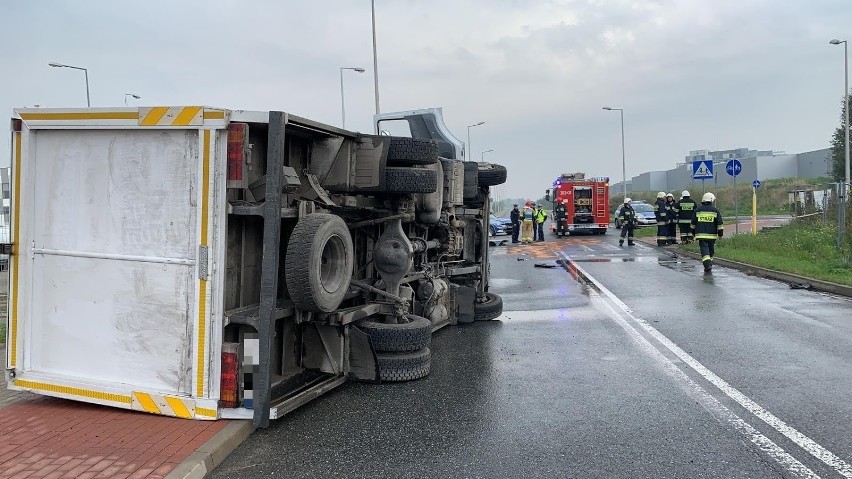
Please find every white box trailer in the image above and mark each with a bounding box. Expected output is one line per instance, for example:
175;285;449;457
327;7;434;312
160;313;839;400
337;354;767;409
6;106;506;427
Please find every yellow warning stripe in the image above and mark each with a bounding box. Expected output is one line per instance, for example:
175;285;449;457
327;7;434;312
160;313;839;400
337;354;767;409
173;106;202;126
15;379;131;404
196;407;217;418
18;112;138;121
9;133;21;367
140;107;169;126
203;110;225;120
133;392;161;414
196;130;211;397
166;396;193;419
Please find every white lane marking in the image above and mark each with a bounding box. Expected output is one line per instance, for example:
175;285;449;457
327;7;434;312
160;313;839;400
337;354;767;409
587;288;819;478
565;254;852;479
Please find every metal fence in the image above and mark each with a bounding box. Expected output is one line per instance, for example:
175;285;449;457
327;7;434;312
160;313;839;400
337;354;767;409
788;182;841;223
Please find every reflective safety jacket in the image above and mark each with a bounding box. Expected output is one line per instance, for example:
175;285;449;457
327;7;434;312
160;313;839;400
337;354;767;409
555;204;567;219
618;204;636;227
664;200;678;224
523;208;534;221
676;197;696;224
535;208;548;224
691;203;724;240
654;198;666;222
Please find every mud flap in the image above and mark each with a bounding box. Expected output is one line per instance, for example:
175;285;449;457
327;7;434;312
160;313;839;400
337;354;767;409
347;326;380;382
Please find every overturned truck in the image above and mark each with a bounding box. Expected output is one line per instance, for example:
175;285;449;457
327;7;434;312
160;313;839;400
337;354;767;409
6;106;506;427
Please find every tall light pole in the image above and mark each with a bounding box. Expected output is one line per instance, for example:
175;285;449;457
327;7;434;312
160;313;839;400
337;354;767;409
831;39;849;247
49;62;90;107
339;67;365;129
124;93;141;106
481;149;494;161
371;0;381;125
466;121;485;161
603;107;627;199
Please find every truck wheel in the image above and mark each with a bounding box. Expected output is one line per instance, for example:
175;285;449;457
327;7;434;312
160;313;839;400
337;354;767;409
474;292;503;321
463;162;479;199
386;137;439;165
385;167;438;194
477;162;507;186
357;315;432;352
377;348;431;382
285;214;354;312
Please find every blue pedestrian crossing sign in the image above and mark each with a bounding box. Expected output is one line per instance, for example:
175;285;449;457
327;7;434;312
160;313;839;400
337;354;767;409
692;160;714;179
725;159;742;177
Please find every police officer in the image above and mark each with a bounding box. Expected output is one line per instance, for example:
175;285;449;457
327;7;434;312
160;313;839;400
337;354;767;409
676;190;696;244
531;204;539;241
535;204;548;241
509;204;520;243
654;191;667;246
618;198;636;246
691;192;724;272
665;193;678;245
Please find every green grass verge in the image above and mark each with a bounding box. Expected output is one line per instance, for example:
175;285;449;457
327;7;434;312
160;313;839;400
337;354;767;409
0;321;4;345
681;222;852;285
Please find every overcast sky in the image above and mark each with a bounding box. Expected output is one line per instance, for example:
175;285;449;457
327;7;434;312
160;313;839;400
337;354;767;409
2;0;850;199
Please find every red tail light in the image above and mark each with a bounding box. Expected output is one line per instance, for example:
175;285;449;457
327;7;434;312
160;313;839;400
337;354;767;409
219;343;239;408
227;123;248;188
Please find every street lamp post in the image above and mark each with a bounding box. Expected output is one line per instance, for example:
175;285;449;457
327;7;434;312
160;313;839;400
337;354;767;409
339;67;366;129
49;62;90;107
371;0;380;124
466;121;485;161
124;93;141;106
603;107;627;200
481;149;494;161
830;39;849;247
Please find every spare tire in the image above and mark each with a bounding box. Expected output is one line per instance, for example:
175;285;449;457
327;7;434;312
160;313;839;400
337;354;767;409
386;137;439;165
285;214;354;312
377;348;431;382
477;162;507;187
385;167;438;194
357;315;432;352
474;292;503;321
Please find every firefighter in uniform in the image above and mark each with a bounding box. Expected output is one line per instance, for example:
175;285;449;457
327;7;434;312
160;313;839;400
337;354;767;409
665;193;678;245
676;190;696;243
535;204;548;242
510;203;520;243
691;192;723;272
521;204;535;244
618;198;636;246
554;200;568;236
654;191;667;246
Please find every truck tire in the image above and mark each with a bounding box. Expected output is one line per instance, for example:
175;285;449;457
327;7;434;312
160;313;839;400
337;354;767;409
357;315;432;352
463;162;479;199
385;167;438;194
377;348;431;382
386;137;439;165
474;292;503;321
285;214;354;312
477;162;507;186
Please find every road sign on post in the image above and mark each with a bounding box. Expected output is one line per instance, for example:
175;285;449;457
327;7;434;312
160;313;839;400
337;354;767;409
751;180;760;234
725;159;742;177
753;179;761;189
692;160;714;179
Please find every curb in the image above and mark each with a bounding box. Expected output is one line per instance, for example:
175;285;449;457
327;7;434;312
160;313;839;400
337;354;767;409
165;420;253;479
673;249;852;298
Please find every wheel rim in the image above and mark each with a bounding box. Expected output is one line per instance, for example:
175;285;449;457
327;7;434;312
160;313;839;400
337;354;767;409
320;234;348;293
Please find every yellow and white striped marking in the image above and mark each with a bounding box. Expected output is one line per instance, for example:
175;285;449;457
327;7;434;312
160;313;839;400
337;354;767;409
132;392;197;419
139;106;203;127
196;130;212;398
15;379;131;405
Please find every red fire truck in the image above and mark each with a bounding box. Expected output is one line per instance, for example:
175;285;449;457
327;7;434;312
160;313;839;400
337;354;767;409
545;173;610;236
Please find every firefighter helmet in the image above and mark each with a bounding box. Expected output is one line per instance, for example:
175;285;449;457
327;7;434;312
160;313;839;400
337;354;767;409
657;192;666;199
681;190;690;197
702;192;716;203
666;193;674;198
624;197;631;204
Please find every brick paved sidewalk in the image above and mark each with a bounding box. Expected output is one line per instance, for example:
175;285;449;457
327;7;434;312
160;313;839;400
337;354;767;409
0;346;231;479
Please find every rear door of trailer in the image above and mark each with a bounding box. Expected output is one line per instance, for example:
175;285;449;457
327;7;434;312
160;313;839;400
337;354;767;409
7;107;228;419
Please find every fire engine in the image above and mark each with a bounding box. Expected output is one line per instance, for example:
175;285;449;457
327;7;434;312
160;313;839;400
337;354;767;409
545;173;610;236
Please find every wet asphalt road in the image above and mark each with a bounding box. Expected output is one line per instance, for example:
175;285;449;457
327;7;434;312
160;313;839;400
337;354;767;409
212;230;852;479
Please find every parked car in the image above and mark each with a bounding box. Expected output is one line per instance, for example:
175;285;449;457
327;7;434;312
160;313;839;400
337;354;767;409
613;201;658;228
489;213;513;236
